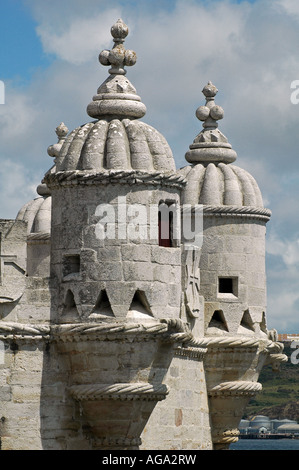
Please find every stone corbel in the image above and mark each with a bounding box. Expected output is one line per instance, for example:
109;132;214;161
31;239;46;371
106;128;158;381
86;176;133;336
264;329;288;371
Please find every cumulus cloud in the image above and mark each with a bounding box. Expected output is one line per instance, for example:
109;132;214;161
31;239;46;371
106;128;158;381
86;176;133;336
0;159;40;219
266;233;299;331
267;234;299;266
35;9;121;65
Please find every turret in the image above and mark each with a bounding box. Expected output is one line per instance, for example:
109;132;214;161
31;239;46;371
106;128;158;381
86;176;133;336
179;82;286;449
45;19;184;325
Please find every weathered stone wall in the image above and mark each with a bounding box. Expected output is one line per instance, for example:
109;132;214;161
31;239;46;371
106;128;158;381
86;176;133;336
141;348;212;450
49;183;182;323
200;215;268;335
0;340;44;450
0;220;27;308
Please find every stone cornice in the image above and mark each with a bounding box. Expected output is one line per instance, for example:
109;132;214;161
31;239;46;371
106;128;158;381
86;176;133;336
0;322;287;369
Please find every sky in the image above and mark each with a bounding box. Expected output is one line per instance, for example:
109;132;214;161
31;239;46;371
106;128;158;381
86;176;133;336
0;0;299;333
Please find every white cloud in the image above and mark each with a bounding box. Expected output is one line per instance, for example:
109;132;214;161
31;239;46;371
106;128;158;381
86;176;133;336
274;0;299;18
267;234;299;266
266;233;299;331
0;159;40;219
36;9;121;64
267;288;299;331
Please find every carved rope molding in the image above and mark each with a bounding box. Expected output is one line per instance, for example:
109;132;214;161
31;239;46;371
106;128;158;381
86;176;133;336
197;336;260;348
208;380;262;397
0;322;51;341
69;382;169;402
212;429;240;446
0;319;193;344
45;169;187;190
53;321;169;341
203;205;272;222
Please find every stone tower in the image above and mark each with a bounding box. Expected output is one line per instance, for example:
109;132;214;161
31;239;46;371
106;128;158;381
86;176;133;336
0;19;287;451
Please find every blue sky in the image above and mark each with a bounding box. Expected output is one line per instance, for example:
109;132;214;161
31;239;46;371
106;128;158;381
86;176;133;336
0;1;53;83
0;0;299;333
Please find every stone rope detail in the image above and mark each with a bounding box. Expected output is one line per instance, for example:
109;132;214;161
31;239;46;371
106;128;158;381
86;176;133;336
54;318;203;347
197;336;260;348
53;321;169;341
0;322;51;341
212;429;240;446
208;380;262;397
69;382;169;402
203;205;271;221
45;169;187;189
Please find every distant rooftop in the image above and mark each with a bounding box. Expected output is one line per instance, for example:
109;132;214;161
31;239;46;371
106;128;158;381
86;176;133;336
278;334;299;342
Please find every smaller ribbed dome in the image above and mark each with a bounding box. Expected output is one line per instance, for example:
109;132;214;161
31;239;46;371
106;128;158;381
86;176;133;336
16;184;51;235
179;162;264;207
180;81;270;216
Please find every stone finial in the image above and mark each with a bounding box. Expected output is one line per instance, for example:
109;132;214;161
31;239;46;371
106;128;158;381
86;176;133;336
185;82;237;165
196;82;224;129
47;123;69;159
43;123;69;195
99;19;137;75
87;19;146;120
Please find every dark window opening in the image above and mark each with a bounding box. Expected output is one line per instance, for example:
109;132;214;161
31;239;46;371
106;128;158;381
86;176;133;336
158;201;176;247
158;211;173;247
63;254;80;277
219;277;234;294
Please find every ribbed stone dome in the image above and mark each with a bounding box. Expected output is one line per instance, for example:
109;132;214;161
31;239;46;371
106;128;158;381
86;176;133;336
55;118;175;173
179;162;264;207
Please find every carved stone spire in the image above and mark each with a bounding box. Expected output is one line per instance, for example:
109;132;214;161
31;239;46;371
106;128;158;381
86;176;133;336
87;19;146;120
99;18;137;76
185;82;237;165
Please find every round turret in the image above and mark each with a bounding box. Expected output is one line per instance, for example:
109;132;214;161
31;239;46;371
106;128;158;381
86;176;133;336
179;82;271;337
44;19;184;324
